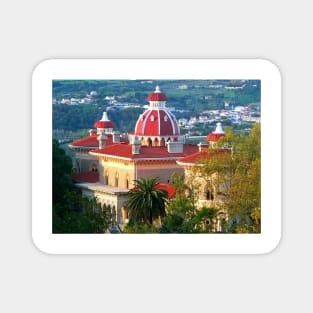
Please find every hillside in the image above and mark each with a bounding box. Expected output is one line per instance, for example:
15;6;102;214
53;79;261;139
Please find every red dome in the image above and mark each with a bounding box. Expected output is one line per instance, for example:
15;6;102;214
134;109;179;136
147;92;168;101
94;120;115;129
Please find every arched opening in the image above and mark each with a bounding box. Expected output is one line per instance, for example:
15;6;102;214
160;138;165;147
206;190;214;200
115;172;119;187
122;206;128;221
112;206;117;224
89;162;98;172
153;137;159;146
104;171;109;185
76;160;80;173
147;138;152;147
125;177;129;189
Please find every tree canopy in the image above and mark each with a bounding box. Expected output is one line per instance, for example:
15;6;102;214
195;123;261;233
52;140;110;233
126;178;168;226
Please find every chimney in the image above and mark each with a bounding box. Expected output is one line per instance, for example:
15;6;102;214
132;136;141;154
113;131;120;143
167;138;183;153
97;133;107;149
197;142;203;152
89;129;96;136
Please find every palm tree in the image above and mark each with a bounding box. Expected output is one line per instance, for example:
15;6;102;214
127;178;168;225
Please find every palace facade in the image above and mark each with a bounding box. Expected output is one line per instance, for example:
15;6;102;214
69;86;226;227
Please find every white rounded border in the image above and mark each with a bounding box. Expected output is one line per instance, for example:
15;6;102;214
32;59;281;254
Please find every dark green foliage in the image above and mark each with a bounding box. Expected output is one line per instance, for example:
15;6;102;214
53;140;73;206
52;140;110;233
160;195;219;233
122;223;159;234
53;104;142;133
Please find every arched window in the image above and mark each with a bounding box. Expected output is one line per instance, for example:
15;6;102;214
76;160;81;173
115;172;119;187
153;138;159;146
122;206;128;220
160;138;165;146
112;206;117;224
104;171;109;185
206;190;214;200
90;162;98;172
126;177;129;189
147;138;152;146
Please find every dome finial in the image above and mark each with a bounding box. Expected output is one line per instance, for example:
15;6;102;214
155;85;161;93
101;111;109;121
213;122;225;134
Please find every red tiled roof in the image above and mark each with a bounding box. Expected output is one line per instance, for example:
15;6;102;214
69;134;114;148
147;92;168;101
69;133;99;148
156;183;176;199
206;133;225;142
90;144;198;160
177;148;230;165
72;171;99;183
131;183;176;199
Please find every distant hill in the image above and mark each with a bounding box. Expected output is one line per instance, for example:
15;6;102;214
53;79;261;134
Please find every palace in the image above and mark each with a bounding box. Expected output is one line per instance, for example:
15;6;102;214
69;86;226;227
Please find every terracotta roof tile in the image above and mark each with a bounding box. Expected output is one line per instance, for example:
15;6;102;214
131;183;176;199
206;133;225;142
90;144;198;160
94;120;115;129
156;183;176;199
147;92;168;101
69;133;99;148
69;133;114;148
177;148;230;165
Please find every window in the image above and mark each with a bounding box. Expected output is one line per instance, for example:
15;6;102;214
115;173;119;187
206;190;214;200
104;171;109;185
90;162;98;172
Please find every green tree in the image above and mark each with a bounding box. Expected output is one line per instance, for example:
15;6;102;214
52;140;110;233
53;139;73;206
126;178;168;225
161;195;220;233
196;123;261;233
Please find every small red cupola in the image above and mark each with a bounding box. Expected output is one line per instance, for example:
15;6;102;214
206;122;225;144
147;85;168;102
94;112;115;130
